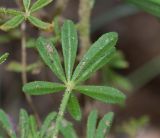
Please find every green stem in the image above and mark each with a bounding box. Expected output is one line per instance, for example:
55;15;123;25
52;89;71;138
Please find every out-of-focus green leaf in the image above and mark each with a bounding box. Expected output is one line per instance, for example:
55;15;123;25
67;94;81;121
28;116;38;138
0;53;9;64
6;61;43;73
61;20;78;81
75;85;126;105
23;0;31;11
0;8;23;16
19;109;29;138
23;81;65;95
95;112;114;138
30;0;53;13
36;37;66;82
40;112;57;138
0;15;24;31
86;110;98;138
59;120;78;138
0;110;16;138
72;32;117;84
28;16;51;30
126;0;160;18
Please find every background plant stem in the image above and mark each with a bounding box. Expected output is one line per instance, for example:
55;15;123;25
21;22;41;125
52;89;71;138
78;0;94;59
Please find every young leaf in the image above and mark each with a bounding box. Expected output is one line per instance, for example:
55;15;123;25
28;116;38;138
72;32;118;84
75;85;126;105
0;8;23;16
23;0;31;11
61;20;78;81
40;112;57;138
125;0;160;18
0;53;9;64
30;0;53;13
0;110;16;138
23;81;65;95
19;109;29;138
36;37;66;82
0;15;24;31
28;16;51;30
95;112;114;138
67;94;82;121
59;120;78;138
87;110;98;138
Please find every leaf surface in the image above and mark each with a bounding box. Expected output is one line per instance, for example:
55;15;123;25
36;37;66;82
23;81;65;95
0;15;24;31
72;32;118;84
67;94;81;121
75;85;126;104
23;0;31;11
61;20;78;81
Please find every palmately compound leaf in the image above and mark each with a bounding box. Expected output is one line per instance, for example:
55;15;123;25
0;110;17;138
36;37;66;82
95;112;114;138
59;120;78;138
0;15;24;31
40;112;57;138
72;32;117;84
67;94;82;121
0;8;23;16
30;0;53;13
86;110;98;138
23;0;31;11
28;16;51;30
126;0;160;18
19;109;29;138
61;20;78;81
0;53;9;64
75;85;126;105
23;81;65;95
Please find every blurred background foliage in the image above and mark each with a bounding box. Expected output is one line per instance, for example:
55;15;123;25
0;0;160;137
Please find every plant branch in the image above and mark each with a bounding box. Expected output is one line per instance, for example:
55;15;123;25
52;89;71;138
21;22;41;125
78;0;95;59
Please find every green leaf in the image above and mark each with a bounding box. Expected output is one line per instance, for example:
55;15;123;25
0;110;16;138
19;109;29;138
28;116;38;138
75;85;126;105
72;32;118;84
0;15;24;31
95;112;114;138
0;8;23;16
59;120;78;138
23;0;31;11
30;0;53;13
86;110;98;138
126;0;160;18
28;16;51;30
36;37;66;82
0;53;9;64
23;81;65;95
61;20;78;81
67;94;82;121
6;61;42;73
40;112;57;138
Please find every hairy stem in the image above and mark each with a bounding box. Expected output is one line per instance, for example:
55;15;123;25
52;89;71;138
21;22;41;125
